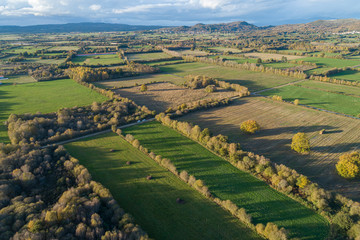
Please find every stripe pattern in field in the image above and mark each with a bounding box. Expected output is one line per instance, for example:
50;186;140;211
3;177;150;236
65;133;262;240
180;96;360;201
123;121;329;240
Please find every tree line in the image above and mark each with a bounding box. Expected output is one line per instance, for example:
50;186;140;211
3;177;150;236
117;129;288;240
155;113;360;239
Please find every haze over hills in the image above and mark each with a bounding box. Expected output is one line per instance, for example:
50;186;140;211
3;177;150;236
0;22;165;33
0;19;360;34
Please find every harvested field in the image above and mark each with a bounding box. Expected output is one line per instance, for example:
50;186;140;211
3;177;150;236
243;52;303;60
180;96;360;201
94;73;185;89
114;82;237;112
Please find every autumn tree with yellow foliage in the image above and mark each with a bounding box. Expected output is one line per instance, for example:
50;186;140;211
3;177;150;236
291;132;310;154
336;152;360;179
240;120;260;134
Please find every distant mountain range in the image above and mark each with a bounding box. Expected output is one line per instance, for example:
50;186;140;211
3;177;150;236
0;19;359;34
161;21;266;33
0;22;165;33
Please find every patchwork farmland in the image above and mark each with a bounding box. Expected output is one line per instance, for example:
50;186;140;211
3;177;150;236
180;96;360;200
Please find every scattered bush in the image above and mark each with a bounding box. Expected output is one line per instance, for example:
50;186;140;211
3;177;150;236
291;132;310;154
336;152;360;179
240;120;260;134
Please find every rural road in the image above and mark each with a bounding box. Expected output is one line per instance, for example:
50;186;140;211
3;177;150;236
42;118;155;148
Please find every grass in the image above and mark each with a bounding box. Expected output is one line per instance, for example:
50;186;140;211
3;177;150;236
65;133;262;240
329;69;360;82
0;75;36;84
243;53;303;60
296;80;360;97
297;57;360;74
208;47;242;53
180;96;360;201
260;84;360;116
209;55;257;64
123;121;330;240
159;62;301;91
146;60;185;66
72;54;124;65
126;52;171;61
2;46;50;54
0;78;108;143
47;46;80;51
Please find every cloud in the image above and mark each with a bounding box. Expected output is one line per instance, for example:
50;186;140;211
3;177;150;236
89;4;101;11
0;0;359;26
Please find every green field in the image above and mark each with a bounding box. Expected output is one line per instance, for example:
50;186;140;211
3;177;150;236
0;75;36;84
48;46;80;51
2;46;50;54
297;80;360;97
159;62;301;91
72;54;124;65
209;55;257;64
0;78;108;143
126;52;171;61
146;60;186;66
65;133;261;240
208;47;242;53
329;69;360;82
260;83;360;116
297;57;360;74
123;121;329;240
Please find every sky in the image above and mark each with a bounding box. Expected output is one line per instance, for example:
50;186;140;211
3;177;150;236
0;0;359;26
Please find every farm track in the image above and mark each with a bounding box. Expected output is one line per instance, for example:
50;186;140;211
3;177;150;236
180;96;360;201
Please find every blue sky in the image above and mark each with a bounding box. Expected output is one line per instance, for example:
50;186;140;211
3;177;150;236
0;0;359;26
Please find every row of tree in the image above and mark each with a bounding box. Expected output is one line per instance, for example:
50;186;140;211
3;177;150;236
119;129;288;240
155;114;360;239
0;145;149;240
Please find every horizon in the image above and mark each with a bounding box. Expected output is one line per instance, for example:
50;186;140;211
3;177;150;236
1;0;360;26
1;17;359;28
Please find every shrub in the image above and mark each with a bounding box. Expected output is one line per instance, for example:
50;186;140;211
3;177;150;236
204;85;216;93
140;84;147;92
336;152;360;179
291;132;310;154
240;120;260;134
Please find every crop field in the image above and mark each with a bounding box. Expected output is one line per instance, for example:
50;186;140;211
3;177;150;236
180;96;360;200
210;55;257;64
25;57;65;65
114;82;237;112
2;45;50;54
296;57;360;74
65;133;261;240
123;121;329;240
0;78;108;143
208;47;242;53
159;62;301;91
146;59;186;66
95;73;185;89
0;75;36;84
48;46;80;51
260;82;360;116
71;54;124;65
175;49;209;56
329;69;360;82
243;52;303;60
126;52;171;61
296;80;360;97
